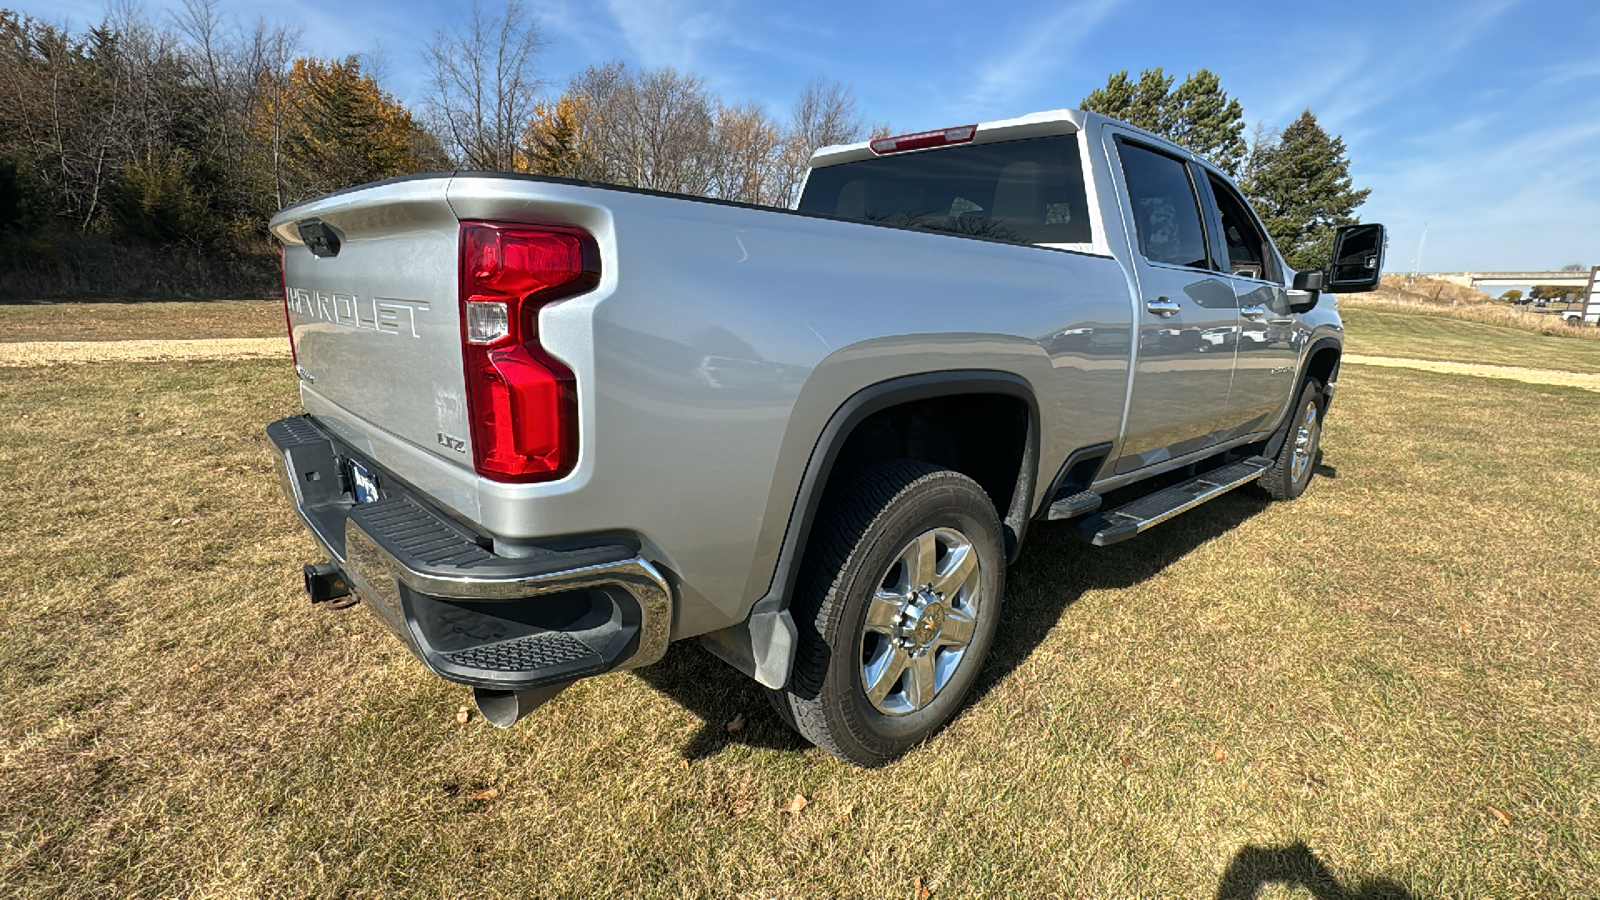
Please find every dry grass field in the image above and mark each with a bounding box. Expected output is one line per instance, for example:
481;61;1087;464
1;307;1598;897
1339;305;1600;374
0;300;283;343
1343;274;1600;345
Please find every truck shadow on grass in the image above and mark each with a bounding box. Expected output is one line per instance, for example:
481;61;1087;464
1215;842;1419;899
965;487;1271;710
635;485;1276;761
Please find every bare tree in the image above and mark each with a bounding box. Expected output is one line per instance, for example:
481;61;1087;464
1237;120;1279;193
422;0;545;170
562;63;720;195
708;101;783;204
776;77;865;208
174;0;241;166
172;0;301;217
535;67;876;207
250;23;300;208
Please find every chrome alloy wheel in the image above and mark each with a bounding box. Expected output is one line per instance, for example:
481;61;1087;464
1290;401;1321;483
859;527;982;716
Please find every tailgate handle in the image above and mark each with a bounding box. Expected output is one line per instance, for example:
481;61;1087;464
297;219;342;258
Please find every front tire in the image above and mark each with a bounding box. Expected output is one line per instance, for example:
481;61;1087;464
771;459;1005;767
1259;377;1325;501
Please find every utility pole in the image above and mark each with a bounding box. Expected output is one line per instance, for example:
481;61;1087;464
1409;222;1427;284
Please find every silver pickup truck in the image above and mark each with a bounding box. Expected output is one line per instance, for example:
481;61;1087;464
266;108;1385;766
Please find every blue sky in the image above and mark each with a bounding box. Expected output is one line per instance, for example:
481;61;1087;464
29;0;1600;273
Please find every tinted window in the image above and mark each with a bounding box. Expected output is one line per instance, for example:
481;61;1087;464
1208;175;1272;281
797;135;1092;245
1117;142;1208;269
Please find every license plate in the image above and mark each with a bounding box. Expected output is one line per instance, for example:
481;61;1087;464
346;458;382;504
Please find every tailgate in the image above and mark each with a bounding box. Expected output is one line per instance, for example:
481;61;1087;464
270;176;473;471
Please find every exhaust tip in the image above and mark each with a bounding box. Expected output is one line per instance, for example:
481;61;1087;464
472;683;570;728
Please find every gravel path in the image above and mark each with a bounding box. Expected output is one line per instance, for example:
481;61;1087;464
1344;354;1600;393
0;337;289;367
2;339;1597;395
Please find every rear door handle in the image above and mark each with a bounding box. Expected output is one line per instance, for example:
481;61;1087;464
1240;305;1268;320
1146;297;1181;318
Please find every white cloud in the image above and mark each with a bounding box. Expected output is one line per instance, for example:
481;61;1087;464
957;0;1125;117
1252;0;1520;129
600;0;733;72
1363;111;1600;271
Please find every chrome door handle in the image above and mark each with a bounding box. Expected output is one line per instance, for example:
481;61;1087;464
1240;305;1268;320
1146;297;1181;318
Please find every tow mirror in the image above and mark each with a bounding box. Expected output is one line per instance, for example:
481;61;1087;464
1326;223;1386;293
1288;269;1323;314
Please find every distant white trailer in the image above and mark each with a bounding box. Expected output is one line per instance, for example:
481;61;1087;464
1561;266;1600;326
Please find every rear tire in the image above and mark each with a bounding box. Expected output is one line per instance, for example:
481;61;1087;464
1259;377;1324;501
770;459;1004;767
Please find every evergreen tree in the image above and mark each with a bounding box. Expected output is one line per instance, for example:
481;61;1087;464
1165;70;1246;175
522;96;589;179
1081;68;1246;174
1080;68;1173;135
263;57;443;200
1240;110;1370;272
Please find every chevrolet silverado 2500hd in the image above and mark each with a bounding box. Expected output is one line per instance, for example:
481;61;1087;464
265;109;1385;766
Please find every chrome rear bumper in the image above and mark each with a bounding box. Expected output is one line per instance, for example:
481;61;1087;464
267;415;673;690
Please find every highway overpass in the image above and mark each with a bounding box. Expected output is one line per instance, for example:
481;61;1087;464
1426;269;1594;289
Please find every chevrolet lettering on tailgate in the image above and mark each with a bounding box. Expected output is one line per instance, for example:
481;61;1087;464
286;287;428;338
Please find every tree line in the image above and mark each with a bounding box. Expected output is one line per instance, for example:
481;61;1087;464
1079;67;1369;272
0;1;1367;298
0;1;874;297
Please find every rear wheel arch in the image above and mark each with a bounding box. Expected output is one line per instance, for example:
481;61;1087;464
699;370;1039;690
781;371;1039;591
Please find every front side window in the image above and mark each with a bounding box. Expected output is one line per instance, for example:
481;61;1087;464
1208;175;1273;281
797;135;1092;246
1117;141;1209;269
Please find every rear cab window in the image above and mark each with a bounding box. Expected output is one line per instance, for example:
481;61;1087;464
797;135;1092;248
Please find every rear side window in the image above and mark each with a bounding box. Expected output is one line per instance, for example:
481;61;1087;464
797;135;1092;246
1116;141;1209;269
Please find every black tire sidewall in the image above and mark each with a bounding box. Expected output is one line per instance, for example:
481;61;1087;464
824;474;1004;756
1280;380;1324;499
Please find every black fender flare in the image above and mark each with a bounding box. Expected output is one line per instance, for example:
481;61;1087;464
1264;338;1342;460
699;370;1040;688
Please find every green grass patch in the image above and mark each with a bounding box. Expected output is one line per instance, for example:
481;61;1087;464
1;360;1597;897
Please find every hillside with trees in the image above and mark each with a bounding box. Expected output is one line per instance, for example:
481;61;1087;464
0;3;870;300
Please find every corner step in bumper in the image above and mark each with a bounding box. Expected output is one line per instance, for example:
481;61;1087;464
266;414;673;691
1077;456;1270;546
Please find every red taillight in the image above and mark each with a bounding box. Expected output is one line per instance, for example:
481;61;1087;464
279;244;297;366
459;222;598;482
869;125;977;155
